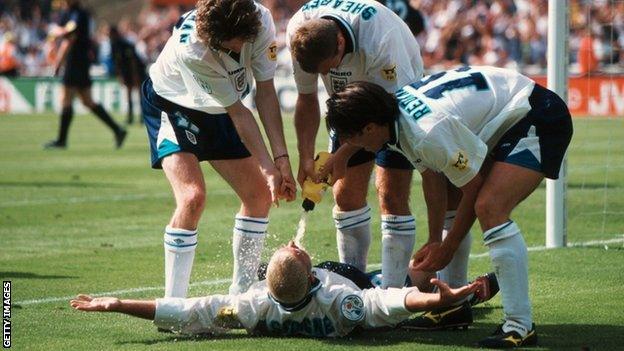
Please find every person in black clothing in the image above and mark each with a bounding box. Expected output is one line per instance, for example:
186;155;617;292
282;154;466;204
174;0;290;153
109;25;147;125
377;0;425;37
44;0;126;149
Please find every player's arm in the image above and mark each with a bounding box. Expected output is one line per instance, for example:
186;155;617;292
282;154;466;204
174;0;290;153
226;101;283;204
420;169;448;243
404;279;480;312
294;91;321;185
412;117;487;271
183;56;282;204
72;294;246;334
53;36;74;76
71;295;155;320
255;79;296;201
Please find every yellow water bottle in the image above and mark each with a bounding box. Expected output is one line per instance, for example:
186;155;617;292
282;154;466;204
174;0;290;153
301;151;331;211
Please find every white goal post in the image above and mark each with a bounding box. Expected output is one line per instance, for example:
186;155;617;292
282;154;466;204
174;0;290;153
546;0;568;248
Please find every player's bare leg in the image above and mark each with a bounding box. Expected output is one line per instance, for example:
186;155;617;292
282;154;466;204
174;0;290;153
161;153;205;297
476;161;543;345
376;167;415;288
210;156;272;294
332;161;374;272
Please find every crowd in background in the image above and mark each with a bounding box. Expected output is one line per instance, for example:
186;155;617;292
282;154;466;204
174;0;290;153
0;0;622;78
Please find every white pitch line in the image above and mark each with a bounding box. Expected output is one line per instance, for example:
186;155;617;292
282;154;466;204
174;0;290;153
15;236;624;306
16;279;231;306
0;189;236;208
468;236;624;259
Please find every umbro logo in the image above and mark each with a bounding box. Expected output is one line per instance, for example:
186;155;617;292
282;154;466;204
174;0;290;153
185;130;197;145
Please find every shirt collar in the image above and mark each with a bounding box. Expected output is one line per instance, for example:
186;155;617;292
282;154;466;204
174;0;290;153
267;277;322;312
386;120;400;148
320;15;356;54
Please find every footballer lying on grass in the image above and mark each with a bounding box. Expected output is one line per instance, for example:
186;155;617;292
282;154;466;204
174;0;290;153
71;241;485;337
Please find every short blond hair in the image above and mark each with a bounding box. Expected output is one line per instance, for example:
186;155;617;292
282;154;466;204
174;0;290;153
266;250;310;304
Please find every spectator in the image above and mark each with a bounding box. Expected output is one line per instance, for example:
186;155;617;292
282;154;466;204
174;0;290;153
0;32;20;76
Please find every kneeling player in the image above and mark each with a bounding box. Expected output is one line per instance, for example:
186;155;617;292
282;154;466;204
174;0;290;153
325;66;573;348
71;241;484;338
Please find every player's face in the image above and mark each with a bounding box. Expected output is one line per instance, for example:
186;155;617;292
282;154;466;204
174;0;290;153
343;123;389;153
220;38;246;53
284;240;312;271
315;33;345;75
316;53;342;75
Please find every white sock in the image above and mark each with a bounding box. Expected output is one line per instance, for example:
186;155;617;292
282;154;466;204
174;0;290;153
229;215;268;295
333;205;372;272
164;226;197;298
437;211;471;288
486;220;533;336
381;214;415;288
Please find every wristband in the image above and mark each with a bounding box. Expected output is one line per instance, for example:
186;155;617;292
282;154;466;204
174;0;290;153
273;154;289;161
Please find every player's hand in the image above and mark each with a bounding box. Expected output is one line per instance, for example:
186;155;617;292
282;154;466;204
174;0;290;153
263;167;283;207
53;64;62;77
297;156;318;186
411;241;454;272
275;157;296;202
317;154;345;186
430;278;480;305
70;294;121;312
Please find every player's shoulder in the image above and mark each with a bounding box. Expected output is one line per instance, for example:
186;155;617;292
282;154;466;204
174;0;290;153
255;2;275;28
291;0;387;24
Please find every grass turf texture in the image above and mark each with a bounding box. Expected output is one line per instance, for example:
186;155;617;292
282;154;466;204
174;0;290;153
1;113;623;350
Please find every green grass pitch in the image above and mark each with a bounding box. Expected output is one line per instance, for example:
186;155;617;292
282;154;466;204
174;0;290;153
1;113;623;350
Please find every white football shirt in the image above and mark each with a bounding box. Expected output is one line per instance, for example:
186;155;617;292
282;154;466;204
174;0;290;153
386;66;536;187
286;0;424;95
154;268;417;337
149;4;278;114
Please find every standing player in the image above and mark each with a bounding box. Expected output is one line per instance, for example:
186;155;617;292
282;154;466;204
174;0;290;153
325;66;573;348
287;0;424;289
109;25;147;125
44;0;127;150
142;0;296;298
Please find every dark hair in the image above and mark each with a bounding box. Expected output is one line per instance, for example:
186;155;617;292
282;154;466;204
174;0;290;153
325;81;399;139
290;19;339;73
196;0;261;49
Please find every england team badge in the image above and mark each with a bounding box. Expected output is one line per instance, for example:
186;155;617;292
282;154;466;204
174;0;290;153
340;295;365;322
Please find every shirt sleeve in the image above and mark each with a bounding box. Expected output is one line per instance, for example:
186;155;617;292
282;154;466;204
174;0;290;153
154;295;242;334
286;15;319;94
365;28;418;93
290;51;319;94
334;287;416;330
421;116;488;187
251;10;278;82
182;55;239;108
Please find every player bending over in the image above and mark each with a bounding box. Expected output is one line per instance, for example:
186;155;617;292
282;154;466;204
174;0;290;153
72;241;484;338
142;0;295;299
325;66;573;348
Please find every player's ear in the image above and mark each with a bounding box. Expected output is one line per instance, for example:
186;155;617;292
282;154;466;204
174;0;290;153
363;122;376;134
336;32;345;54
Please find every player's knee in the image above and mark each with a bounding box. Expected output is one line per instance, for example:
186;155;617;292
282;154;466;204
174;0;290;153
476;196;513;230
179;188;206;216
240;187;271;215
377;189;409;214
475;194;501;222
334;189;366;211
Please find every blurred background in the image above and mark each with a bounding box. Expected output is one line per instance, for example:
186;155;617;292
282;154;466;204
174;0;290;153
0;0;622;116
0;0;622;77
